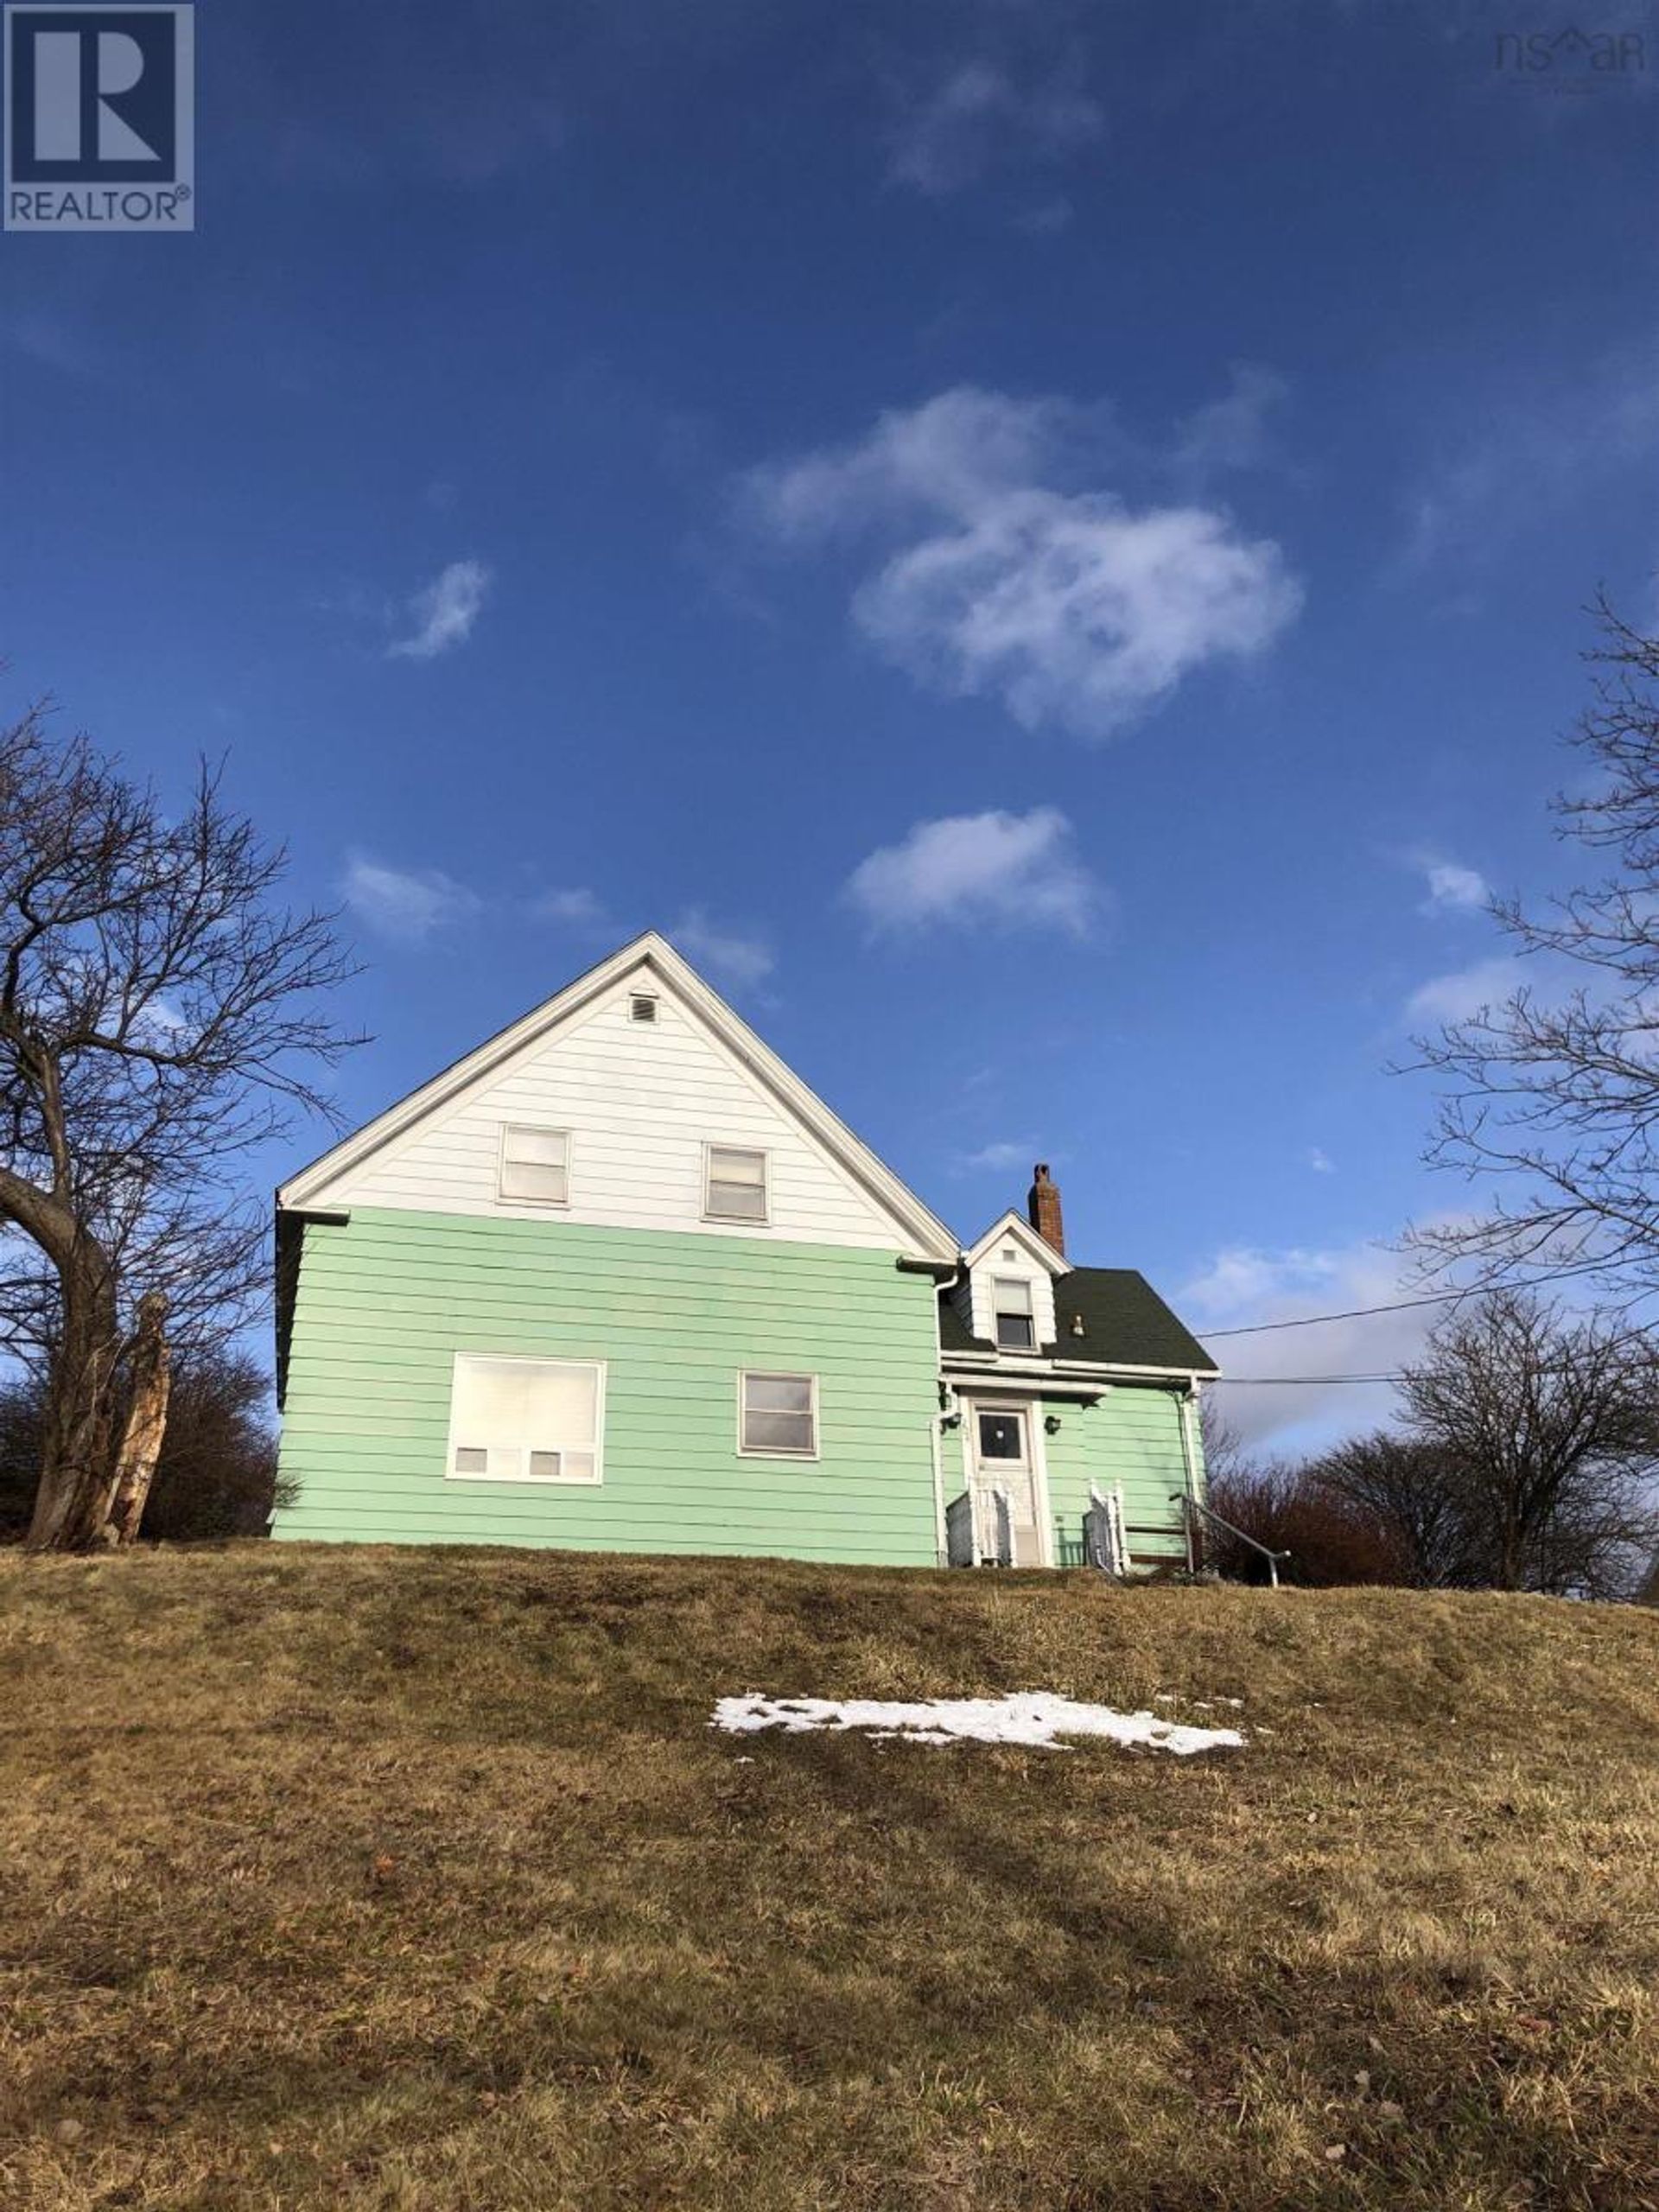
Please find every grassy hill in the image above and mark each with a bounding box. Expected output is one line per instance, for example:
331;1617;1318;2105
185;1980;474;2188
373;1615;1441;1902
3;1548;1657;2211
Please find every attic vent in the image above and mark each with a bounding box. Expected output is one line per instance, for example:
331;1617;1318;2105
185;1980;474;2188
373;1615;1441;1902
1001;1246;1017;1262
629;994;658;1024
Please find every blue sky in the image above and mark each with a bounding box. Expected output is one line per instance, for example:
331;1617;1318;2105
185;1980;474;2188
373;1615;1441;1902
3;0;1656;1447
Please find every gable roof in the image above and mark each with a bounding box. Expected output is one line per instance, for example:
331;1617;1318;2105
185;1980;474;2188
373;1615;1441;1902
280;931;959;1262
963;1210;1071;1275
940;1266;1218;1376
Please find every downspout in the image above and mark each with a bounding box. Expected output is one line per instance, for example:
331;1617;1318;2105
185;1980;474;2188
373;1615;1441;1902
931;1409;949;1566
931;1266;962;1567
1176;1382;1201;1573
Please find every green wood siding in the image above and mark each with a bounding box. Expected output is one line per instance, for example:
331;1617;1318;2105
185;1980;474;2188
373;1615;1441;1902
273;1209;943;1565
1039;1386;1200;1568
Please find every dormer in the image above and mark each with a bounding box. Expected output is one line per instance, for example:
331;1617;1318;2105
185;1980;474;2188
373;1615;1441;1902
955;1209;1071;1354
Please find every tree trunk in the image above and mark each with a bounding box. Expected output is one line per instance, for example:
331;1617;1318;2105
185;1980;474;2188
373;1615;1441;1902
24;1258;122;1552
1497;1511;1522;1592
106;1292;170;1546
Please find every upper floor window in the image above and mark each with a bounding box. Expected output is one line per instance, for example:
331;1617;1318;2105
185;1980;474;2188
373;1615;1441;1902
448;1355;604;1484
499;1124;569;1205
705;1144;768;1224
993;1275;1036;1351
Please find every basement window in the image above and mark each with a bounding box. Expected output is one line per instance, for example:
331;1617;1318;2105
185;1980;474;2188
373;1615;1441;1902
993;1276;1036;1351
499;1124;569;1205
740;1371;818;1458
705;1144;769;1224
447;1356;605;1484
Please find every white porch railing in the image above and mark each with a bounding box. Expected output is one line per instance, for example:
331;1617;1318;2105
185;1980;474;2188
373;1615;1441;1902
945;1487;1013;1567
945;1489;976;1567
1084;1484;1128;1576
988;1486;1012;1568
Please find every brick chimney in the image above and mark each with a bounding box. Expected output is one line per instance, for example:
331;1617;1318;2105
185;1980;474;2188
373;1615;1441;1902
1027;1162;1065;1255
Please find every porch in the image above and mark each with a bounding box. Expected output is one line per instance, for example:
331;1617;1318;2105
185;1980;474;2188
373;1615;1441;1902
935;1380;1202;1573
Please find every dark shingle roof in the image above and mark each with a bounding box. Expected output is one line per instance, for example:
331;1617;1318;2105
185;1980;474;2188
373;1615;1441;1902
940;1267;1217;1375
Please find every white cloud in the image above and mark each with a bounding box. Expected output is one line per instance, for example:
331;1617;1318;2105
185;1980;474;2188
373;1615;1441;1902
2;308;99;379
886;60;1102;198
1415;855;1491;915
1181;1237;1441;1452
854;495;1299;738
386;559;492;660
742;386;1082;544
1013;196;1074;237
846;807;1101;937
1308;1147;1336;1175
741;386;1301;740
953;1139;1038;1175
1172;363;1288;477
671;907;776;995
1405;956;1529;1027
341;851;482;945
1401;344;1659;573
532;886;609;927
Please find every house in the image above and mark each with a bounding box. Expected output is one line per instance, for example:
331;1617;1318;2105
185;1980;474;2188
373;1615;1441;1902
272;933;1217;1570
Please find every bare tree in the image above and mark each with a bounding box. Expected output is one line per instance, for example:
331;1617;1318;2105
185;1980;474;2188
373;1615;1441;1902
1394;1290;1659;1596
1412;601;1659;1295
1197;1393;1251;1492
1311;1432;1482;1590
1199;1399;1408;1586
0;703;359;1550
0;1346;286;1543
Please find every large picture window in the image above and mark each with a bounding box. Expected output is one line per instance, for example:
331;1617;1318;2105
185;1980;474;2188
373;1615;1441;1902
447;1356;604;1483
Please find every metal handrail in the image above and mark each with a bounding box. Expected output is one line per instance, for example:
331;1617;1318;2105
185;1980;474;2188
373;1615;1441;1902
1171;1492;1291;1589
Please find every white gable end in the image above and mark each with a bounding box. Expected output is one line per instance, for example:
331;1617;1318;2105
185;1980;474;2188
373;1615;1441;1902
952;1211;1068;1346
966;1238;1060;1347
288;940;954;1257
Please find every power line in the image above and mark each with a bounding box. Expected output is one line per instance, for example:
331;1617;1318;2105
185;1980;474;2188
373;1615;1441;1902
1213;1313;1659;1388
1203;1294;1461;1339
1217;1373;1404;1386
1199;1254;1641;1340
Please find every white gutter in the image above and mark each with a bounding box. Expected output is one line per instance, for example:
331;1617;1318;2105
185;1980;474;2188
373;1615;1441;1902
941;1352;1217;1386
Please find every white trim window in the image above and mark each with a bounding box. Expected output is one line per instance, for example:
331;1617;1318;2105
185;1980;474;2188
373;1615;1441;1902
739;1370;818;1458
447;1355;605;1483
993;1275;1036;1351
705;1144;768;1224
499;1124;570;1205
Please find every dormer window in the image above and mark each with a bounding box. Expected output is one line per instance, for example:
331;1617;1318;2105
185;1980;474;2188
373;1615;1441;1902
993;1276;1035;1351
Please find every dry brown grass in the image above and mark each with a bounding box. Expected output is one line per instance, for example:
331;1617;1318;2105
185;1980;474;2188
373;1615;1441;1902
1;1547;1656;2210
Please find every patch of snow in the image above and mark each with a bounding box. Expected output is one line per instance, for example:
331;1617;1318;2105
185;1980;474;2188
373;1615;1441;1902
709;1693;1246;1756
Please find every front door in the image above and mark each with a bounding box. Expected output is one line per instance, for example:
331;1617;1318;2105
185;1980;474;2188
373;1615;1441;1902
969;1403;1044;1566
